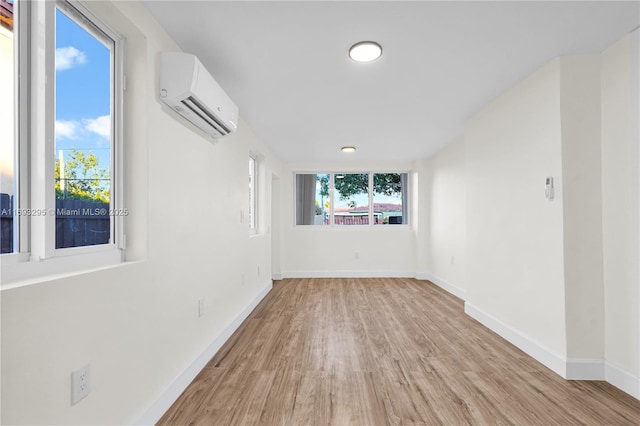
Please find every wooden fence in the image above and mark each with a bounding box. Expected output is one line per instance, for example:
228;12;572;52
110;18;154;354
1;193;12;253
55;199;110;248
0;194;110;252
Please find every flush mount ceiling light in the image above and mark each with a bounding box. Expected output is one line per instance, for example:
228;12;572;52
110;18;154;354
341;146;356;153
348;41;382;62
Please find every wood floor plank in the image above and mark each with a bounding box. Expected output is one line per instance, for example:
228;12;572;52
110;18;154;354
158;278;640;425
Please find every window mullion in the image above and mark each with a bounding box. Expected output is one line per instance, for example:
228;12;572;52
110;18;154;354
329;173;334;226
368;172;374;226
28;0;56;260
115;25;125;250
16;0;31;254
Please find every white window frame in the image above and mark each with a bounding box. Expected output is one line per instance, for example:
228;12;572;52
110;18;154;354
249;154;258;234
293;171;410;228
332;171;370;226
1;0;126;285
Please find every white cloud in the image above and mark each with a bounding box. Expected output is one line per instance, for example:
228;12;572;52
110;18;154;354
55;46;87;72
55;120;79;140
84;115;111;139
55;115;110;142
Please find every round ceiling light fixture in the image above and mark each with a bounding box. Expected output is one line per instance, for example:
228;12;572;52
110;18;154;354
341;146;356;153
348;41;382;63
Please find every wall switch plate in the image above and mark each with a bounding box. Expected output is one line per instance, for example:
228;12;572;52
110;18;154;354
545;176;554;200
71;364;90;405
198;298;204;317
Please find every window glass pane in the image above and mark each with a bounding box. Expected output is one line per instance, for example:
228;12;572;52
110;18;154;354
334;173;369;225
373;173;407;225
55;6;113;248
295;173;329;225
249;156;256;230
1;0;16;254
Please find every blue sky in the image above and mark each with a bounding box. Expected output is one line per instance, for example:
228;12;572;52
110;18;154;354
55;8;111;170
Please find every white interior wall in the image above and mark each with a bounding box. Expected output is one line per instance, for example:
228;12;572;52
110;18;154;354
559;55;604;360
271;174;282;279
280;162;416;278
415;138;466;298
601;30;640;384
413;160;428;278
0;1;282;424
420;34;639;396
464;58;568;360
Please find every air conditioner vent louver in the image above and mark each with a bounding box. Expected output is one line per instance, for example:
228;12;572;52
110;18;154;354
181;96;232;135
159;52;238;139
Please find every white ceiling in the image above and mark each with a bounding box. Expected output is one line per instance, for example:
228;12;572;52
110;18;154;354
142;1;639;163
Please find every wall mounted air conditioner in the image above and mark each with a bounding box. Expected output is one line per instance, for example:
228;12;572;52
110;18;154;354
159;52;238;138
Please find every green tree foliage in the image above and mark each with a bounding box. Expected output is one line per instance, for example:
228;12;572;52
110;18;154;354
373;173;402;196
318;174;330;198
55;150;110;203
319;173;402;200
334;173;368;201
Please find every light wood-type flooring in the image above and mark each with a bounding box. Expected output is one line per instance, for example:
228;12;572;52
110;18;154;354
159;278;640;425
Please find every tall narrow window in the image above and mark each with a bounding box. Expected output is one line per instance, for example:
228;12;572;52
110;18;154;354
248;155;257;232
0;0;16;254
334;173;369;225
2;1;124;282
373;173;408;225
54;3;114;249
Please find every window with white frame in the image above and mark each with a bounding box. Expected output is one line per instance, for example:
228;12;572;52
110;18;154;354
248;155;257;232
1;0;124;273
295;172;409;226
295;173;329;226
334;173;370;226
372;173;408;225
55;1;118;249
1;0;17;254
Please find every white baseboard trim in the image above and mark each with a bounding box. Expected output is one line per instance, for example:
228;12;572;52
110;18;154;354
464;302;567;377
282;270;415;279
465;302;640;400
272;273;283;280
416;272;466;300
605;362;640;400
134;280;273;425
565;358;604;380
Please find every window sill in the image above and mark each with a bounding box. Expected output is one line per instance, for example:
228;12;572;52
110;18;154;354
293;224;412;231
1;247;126;290
250;230;269;239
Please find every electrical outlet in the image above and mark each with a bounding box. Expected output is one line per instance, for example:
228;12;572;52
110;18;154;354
71;364;90;405
450;256;455;265
198;298;204;317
